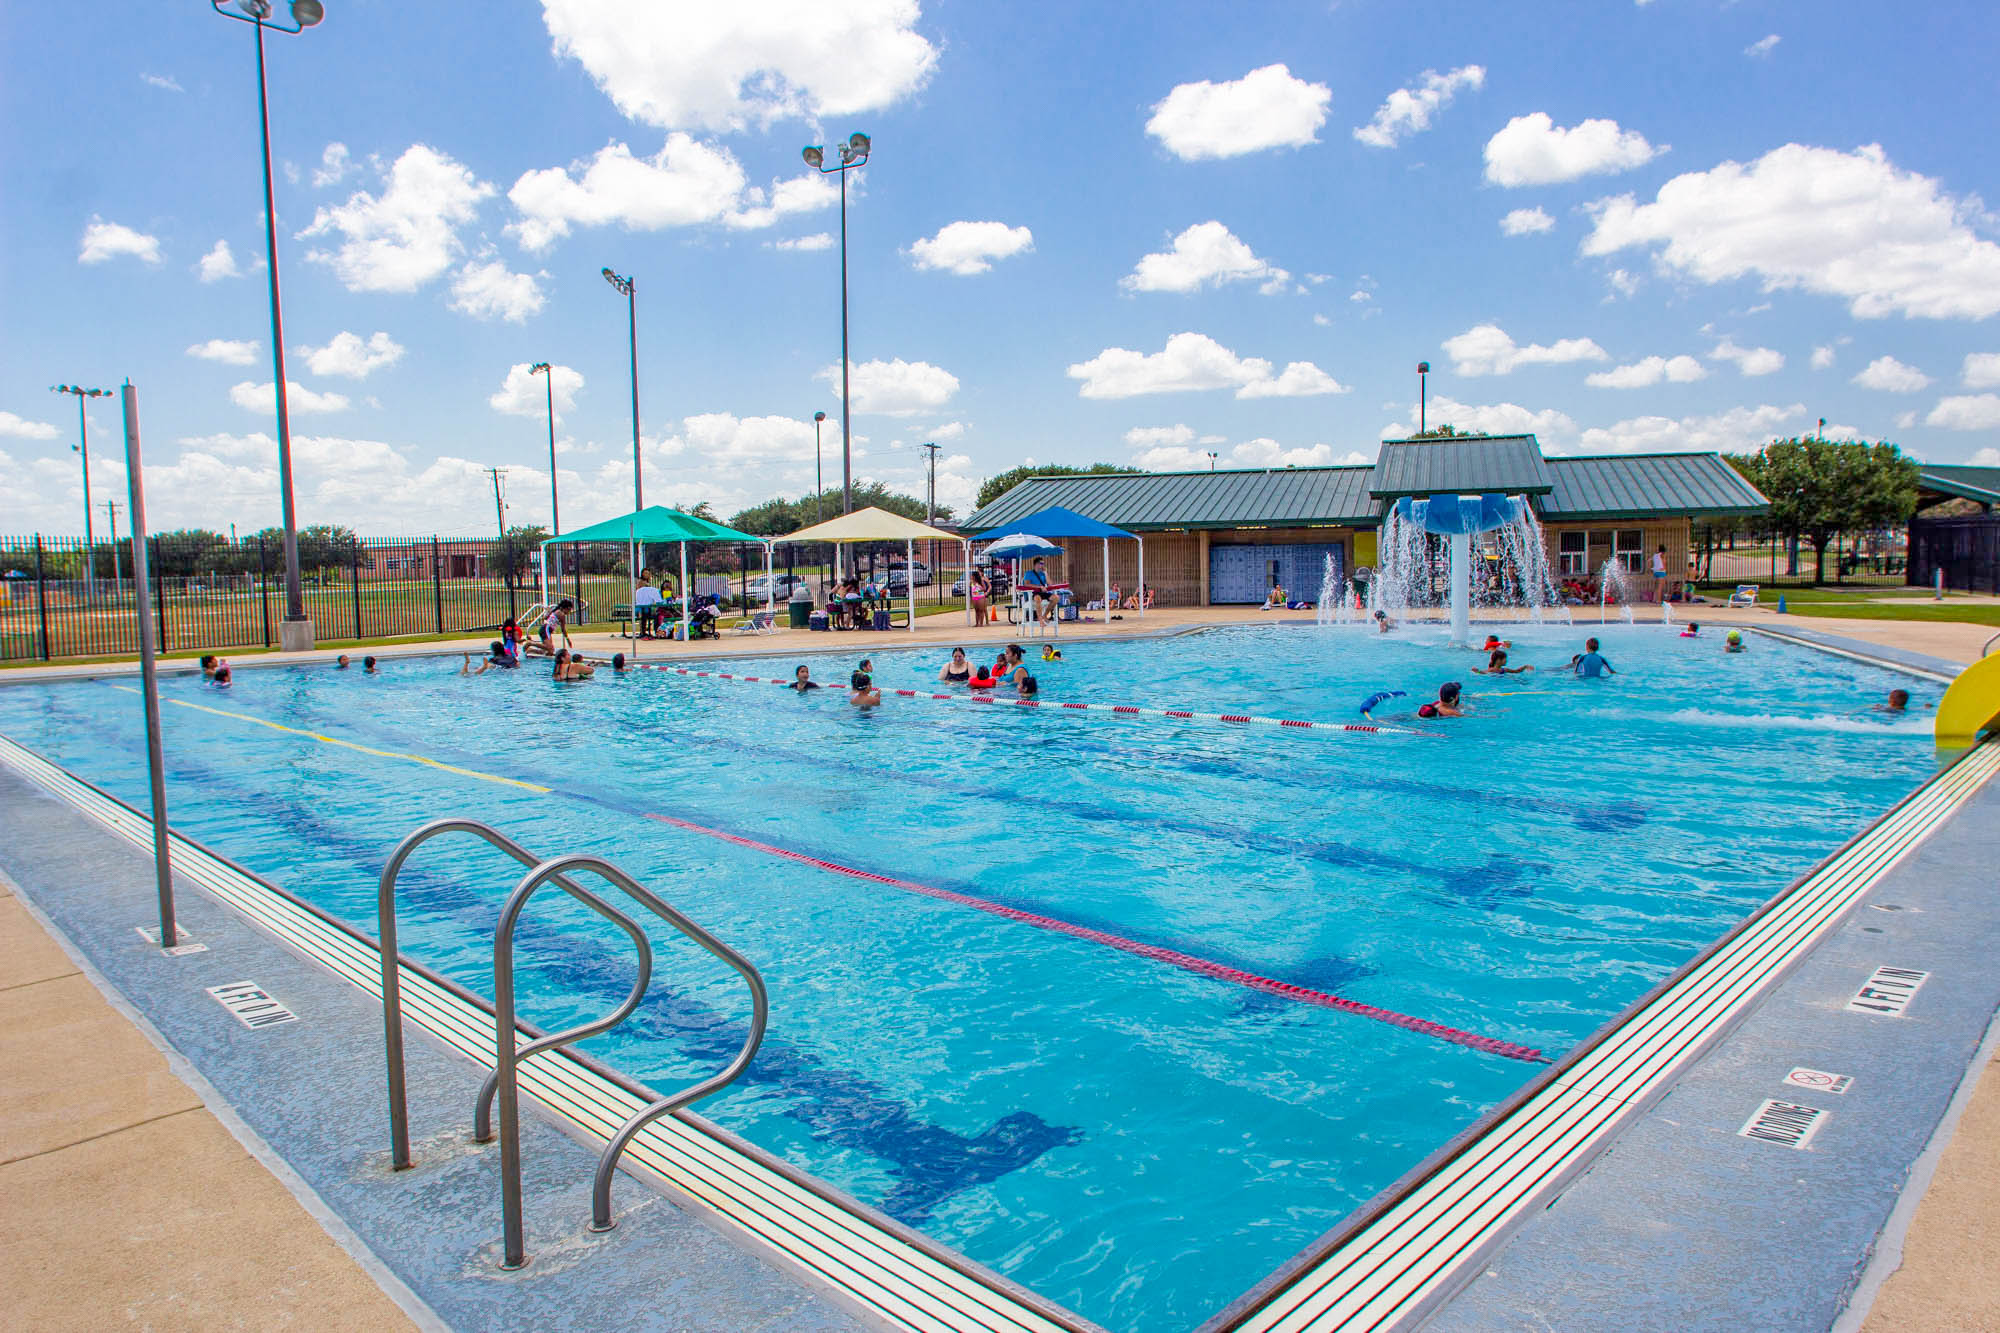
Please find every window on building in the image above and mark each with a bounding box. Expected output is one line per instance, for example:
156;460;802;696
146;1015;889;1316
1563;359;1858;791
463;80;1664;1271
1559;531;1587;576
1616;529;1645;574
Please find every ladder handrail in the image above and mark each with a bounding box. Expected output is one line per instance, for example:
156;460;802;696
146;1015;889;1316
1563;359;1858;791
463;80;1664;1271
494;852;767;1268
379;817;650;1172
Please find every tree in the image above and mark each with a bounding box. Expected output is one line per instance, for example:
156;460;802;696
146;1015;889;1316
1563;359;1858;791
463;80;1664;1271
1728;439;1918;583
149;529;229;579
973;462;1130;512
488;524;550;586
1406;424;1487;440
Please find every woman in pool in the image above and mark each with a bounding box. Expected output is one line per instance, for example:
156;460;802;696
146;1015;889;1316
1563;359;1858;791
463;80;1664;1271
1473;649;1533;675
939;647;972;683
551;648;593;681
791;664;822;692
1416;681;1464;719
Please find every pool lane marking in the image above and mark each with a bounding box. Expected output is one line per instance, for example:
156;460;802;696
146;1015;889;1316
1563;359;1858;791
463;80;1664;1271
632;663;1443;738
123;684;1545;1063
116;687;552;793
645;812;1546;1065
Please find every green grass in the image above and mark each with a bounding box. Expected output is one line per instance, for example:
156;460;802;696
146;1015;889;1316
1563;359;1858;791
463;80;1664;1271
1775;602;2000;626
1696;582;1951;605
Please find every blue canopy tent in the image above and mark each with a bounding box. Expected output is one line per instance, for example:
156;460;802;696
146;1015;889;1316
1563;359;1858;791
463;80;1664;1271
973;504;1144;621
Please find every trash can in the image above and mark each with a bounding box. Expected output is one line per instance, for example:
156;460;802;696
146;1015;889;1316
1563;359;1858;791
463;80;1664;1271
789;600;812;628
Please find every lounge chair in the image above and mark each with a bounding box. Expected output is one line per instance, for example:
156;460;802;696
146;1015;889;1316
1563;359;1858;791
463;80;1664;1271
734;609;776;635
1727;584;1759;608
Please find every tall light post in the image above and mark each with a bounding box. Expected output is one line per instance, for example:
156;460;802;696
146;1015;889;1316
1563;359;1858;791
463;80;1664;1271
812;411;827;524
210;0;324;651
1206;451;1219;471
802;131;871;515
528;363;560;535
51;384;110;597
1417;361;1430;434
601;269;642;511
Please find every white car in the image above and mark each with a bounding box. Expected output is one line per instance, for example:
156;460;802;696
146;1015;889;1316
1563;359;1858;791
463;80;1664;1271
745;573;810;600
883;562;931;590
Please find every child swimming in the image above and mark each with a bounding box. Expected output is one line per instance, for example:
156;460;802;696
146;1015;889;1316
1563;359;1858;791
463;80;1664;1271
1474;649;1533;676
1724;630;1745;654
1680;622;1700;638
1416;682;1464;719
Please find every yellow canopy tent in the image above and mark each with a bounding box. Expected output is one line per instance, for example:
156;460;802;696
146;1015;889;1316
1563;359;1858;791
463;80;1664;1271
779;506;971;631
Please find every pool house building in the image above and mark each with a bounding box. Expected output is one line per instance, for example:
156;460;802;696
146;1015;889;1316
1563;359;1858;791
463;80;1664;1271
964;435;1769;605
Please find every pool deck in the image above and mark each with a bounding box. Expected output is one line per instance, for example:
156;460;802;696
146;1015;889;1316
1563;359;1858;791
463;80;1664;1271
0;611;1996;1330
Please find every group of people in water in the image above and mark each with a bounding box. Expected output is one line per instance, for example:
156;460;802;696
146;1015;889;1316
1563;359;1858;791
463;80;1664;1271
784;642;1053;709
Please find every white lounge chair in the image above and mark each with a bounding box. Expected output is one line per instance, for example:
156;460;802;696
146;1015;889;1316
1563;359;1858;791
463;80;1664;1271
1727;584;1759;608
734;609;777;635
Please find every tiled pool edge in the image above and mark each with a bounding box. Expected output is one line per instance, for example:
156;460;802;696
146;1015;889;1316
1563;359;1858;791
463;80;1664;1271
0;732;1100;1333
1202;736;2000;1333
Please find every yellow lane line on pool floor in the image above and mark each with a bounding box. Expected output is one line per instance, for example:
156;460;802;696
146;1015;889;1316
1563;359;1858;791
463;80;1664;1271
112;686;551;794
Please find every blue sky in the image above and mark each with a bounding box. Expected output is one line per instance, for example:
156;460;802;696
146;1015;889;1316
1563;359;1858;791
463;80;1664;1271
5;0;2000;538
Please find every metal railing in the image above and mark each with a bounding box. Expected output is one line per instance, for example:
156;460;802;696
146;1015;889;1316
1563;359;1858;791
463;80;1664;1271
378;818;767;1269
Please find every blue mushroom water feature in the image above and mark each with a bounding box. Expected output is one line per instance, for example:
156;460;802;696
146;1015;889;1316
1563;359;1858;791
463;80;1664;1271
1393;493;1523;645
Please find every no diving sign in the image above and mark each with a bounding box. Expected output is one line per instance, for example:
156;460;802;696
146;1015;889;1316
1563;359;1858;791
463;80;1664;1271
1783;1067;1854;1096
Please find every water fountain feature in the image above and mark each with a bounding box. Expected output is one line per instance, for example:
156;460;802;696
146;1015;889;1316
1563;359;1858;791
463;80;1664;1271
1315;554;1365;627
1598;558;1633;625
1368;493;1561;643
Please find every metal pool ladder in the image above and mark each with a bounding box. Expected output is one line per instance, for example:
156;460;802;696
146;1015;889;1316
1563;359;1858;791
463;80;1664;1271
377;817;768;1269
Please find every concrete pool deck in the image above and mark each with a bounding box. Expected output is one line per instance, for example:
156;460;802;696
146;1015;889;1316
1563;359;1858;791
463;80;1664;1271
0;614;1995;1329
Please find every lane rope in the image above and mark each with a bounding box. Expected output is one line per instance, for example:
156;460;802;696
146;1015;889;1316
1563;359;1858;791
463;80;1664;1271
121;684;1545;1062
633;663;1442;738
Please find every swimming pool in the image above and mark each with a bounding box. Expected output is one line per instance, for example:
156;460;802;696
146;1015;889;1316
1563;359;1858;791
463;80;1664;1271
0;625;1938;1330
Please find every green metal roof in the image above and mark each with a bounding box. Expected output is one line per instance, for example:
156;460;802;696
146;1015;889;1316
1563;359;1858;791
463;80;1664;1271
1369;436;1555;498
1541;453;1767;519
1916;464;2000;506
962;467;1378;532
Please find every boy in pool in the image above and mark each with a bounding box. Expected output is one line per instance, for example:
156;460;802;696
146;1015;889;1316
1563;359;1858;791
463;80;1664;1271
848;670;882;708
364;655;380;674
1874;689;1910;714
335;653;352;669
1474;649;1533;675
1416;682;1464;719
1374;610;1394;633
1572;639;1615;678
1724;629;1746;654
1017;672;1039;699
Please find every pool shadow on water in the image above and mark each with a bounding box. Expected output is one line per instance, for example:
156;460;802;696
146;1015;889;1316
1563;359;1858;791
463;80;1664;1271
1426;854;1546;911
1229;954;1378;1019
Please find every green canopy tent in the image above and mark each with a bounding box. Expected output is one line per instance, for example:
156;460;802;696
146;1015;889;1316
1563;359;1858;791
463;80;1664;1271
537;505;773;646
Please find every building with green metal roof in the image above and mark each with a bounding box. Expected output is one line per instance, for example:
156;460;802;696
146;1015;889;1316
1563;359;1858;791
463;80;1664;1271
963;436;1766;606
1908;463;2000;593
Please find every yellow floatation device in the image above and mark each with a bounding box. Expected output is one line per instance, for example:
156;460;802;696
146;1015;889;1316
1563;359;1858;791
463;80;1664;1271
1935;653;2000;748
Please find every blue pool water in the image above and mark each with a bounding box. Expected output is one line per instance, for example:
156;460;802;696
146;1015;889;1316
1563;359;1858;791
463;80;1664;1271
0;624;1938;1330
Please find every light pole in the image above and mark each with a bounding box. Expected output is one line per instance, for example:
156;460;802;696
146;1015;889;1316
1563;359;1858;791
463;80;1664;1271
1206;451;1218;471
802;131;871;515
528;363;560;535
210;0;324;651
601;269;642;511
1417;361;1430;434
812;411;827;524
51;384;110;598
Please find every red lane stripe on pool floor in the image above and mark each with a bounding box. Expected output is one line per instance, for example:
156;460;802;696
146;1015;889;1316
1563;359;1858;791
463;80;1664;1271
643;812;1546;1064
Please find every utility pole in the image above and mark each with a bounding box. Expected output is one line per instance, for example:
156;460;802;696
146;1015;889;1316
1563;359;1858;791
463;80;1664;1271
486;466;509;540
922;441;939;596
104;500;123;587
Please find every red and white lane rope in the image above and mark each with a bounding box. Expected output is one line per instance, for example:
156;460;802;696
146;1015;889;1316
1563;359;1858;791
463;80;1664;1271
646;813;1548;1064
632;663;1439;738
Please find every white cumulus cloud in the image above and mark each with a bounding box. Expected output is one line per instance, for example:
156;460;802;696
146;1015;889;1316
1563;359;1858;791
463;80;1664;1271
79;217;162;265
228;381;351;415
1583;144;2000;320
508;137;827;250
539;0;936;132
1068;332;1343;399
1811;344;1837;370
1353;65;1484;148
1960;353;2000;388
1852;355;1932;393
1484;112;1663;187
1500;207;1555;236
1575;403;1807;455
1443;323;1608;376
1586;354;1707;388
187;338;261;366
196;240;242;282
907;220;1035;275
1124;424;1199;448
1927;395;2000;430
299;331;405;379
300;144;494;292
312;142;352;188
0;412;60;440
1146;64;1331;161
491;362;585;419
1121;221;1289;294
1383;394;1579;444
1710;337;1785;376
817;358;959;416
450;259;546;322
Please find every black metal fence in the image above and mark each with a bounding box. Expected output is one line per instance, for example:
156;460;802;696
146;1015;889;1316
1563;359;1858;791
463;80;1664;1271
0;533;590;662
1908;516;2000;594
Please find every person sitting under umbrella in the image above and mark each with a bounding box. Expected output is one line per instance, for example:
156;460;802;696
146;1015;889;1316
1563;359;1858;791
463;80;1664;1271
1019;556;1055;621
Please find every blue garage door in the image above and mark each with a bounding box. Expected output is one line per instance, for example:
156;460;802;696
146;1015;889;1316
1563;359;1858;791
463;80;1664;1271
1207;542;1344;604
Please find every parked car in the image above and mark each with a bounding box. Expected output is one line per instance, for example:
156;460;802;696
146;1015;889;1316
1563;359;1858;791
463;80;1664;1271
883;562;931;591
744;572;810;601
951;567;1011;598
